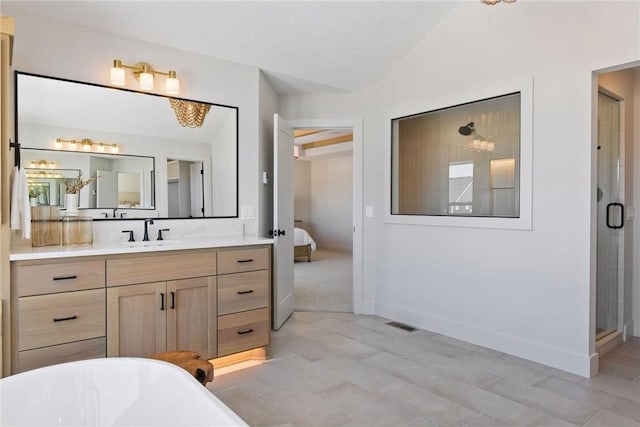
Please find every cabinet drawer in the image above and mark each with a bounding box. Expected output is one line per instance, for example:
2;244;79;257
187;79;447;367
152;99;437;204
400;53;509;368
218;247;269;274
107;251;216;286
218;308;269;356
18;337;106;373
16;260;105;297
18;289;106;351
218;270;269;315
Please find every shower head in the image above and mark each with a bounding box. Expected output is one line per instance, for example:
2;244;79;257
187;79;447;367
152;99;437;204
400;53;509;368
458;122;475;136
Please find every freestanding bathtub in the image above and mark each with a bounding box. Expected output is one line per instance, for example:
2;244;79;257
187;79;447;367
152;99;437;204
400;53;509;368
0;358;248;426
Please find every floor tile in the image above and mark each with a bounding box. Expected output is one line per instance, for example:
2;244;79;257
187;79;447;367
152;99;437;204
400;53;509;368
583;410;640;427
455;351;550;384
482;377;598;425
583;374;640;402
317;382;421;426
214;386;287;426
598;360;640;382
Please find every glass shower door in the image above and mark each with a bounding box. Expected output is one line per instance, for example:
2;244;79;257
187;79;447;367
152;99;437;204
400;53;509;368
596;91;623;339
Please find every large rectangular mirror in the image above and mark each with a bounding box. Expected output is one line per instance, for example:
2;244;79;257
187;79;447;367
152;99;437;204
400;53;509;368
16;72;238;218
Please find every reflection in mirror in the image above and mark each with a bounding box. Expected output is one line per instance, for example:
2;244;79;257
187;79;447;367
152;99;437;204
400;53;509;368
167;159;204;218
17;72;238;218
21;148;154;210
26;168;80;207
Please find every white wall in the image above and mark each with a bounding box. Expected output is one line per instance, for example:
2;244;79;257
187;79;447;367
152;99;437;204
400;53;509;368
6;6;262;234
310;155;353;252
294;160;311;225
280;2;640;376
258;71;278;237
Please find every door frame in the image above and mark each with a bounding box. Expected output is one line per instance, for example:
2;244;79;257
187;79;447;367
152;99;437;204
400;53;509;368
590;60;640;376
288;118;365;314
595;87;625;337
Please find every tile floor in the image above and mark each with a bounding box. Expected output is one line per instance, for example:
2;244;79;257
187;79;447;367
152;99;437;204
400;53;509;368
208;312;640;427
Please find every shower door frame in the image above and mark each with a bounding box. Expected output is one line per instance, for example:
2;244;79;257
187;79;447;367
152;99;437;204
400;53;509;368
595;87;625;341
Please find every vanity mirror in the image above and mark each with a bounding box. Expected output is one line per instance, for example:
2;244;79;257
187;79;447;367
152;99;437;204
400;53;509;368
16;72;238;218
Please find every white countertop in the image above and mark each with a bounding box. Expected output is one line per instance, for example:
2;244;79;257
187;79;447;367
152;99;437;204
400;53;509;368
10;236;274;261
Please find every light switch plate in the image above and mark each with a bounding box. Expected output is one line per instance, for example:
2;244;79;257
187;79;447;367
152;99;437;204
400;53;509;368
262;171;269;184
241;206;255;219
365;206;374;218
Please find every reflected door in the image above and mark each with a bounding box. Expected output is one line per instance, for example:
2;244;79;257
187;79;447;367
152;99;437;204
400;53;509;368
596;92;623;338
96;170;117;208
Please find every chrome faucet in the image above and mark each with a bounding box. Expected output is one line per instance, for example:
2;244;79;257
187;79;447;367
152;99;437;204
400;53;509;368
143;219;154;242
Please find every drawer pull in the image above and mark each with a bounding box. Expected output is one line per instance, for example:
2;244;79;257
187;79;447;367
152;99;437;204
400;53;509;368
171;291;175;309
236;259;254;263
52;275;78;281
237;328;254;335
160;293;165;311
237;289;254;295
53;315;78;323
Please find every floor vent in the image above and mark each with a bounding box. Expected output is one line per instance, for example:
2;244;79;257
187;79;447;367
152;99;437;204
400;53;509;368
386;321;417;332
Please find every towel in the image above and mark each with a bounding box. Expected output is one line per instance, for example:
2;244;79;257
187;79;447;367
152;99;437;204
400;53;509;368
10;166;31;239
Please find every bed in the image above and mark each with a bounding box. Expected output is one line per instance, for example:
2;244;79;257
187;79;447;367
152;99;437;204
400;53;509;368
294;226;317;262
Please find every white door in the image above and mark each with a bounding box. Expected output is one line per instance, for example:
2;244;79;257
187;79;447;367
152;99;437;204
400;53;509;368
273;114;294;330
190;162;204;217
96;170;117;208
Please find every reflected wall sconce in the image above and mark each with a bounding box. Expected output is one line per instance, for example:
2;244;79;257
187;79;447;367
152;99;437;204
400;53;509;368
55;138;120;154
480;0;516;5
29;160;56;169
110;59;180;95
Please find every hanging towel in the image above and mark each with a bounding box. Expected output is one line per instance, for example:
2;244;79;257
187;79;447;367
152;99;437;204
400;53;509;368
10;166;31;239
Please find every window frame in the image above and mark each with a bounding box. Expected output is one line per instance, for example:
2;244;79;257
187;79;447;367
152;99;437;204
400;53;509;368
384;77;533;230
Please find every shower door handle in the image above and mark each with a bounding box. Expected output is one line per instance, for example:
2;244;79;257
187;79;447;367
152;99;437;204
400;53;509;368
606;202;624;229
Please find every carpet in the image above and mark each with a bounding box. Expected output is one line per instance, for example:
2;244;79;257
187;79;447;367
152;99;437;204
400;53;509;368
294;249;352;312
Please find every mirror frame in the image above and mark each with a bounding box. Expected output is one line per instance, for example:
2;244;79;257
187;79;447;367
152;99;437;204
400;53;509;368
15;71;240;220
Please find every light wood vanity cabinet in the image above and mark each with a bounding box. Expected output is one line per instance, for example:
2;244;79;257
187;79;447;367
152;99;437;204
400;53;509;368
106;250;217;359
11;244;271;373
216;247;271;357
11;258;107;373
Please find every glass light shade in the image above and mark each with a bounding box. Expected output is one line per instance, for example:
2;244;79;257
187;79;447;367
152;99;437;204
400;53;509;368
110;66;125;86
480;140;488;150
97;143;105;152
139;72;154;90
293;145;300;158
487;142;495;152
166;76;179;95
48;161;56;169
111;144;119;153
82;142;92;151
54;139;63;149
68;141;77;150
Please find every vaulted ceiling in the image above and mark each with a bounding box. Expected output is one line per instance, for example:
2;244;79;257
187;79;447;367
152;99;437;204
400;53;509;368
4;1;457;94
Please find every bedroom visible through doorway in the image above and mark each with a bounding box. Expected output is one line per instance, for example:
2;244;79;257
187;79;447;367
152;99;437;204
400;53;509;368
293;128;354;313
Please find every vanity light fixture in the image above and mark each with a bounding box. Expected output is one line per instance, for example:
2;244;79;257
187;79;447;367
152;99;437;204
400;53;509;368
55;138;120;154
110;59;180;95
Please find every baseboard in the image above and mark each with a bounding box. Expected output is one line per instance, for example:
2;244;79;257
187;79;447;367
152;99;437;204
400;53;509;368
375;302;592;377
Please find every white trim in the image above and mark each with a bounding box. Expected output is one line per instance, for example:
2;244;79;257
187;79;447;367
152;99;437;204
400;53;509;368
289;118;365;314
383;76;533;230
376;301;593;377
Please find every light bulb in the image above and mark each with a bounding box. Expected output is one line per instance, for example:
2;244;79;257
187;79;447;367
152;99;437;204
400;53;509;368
139;68;154;91
166;70;179;95
110;59;125;86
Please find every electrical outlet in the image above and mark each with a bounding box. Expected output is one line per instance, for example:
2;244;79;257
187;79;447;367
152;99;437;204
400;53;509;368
366;206;374;217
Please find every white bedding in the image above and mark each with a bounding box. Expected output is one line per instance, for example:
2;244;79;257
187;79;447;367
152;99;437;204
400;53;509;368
294;227;317;251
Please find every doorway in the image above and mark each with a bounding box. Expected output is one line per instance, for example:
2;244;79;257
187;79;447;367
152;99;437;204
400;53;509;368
292;128;354;313
592;64;640;361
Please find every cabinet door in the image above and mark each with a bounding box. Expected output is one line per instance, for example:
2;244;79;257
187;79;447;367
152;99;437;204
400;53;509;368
166;277;216;358
107;282;166;357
